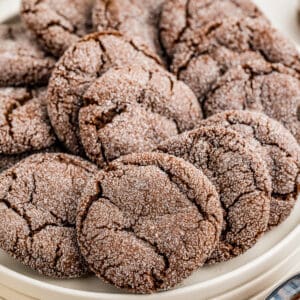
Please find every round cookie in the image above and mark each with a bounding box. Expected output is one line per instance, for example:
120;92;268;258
92;0;166;62
159;0;263;57
21;0;94;57
200;110;300;228
157;126;272;263
0;23;55;86
47;32;161;155
0;153;97;278
0;87;56;155
169;16;300;141
77;152;222;293
79;65;202;167
171;16;300;101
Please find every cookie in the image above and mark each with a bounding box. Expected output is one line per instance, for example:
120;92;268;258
159;0;263;57
0;153;97;278
0;23;55;86
171;16;300;101
79;65;202;167
21;0;94;57
202;64;300;143
93;0;166;62
77;152;222;293
47;32;162;154
200;110;300;228
157;126;272;263
0;87;56;155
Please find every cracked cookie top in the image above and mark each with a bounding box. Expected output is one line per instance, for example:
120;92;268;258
159;0;263;57
77;152;222;293
201;63;300;143
79;65;202;167
0;87;57;155
21;0;94;57
0;23;55;86
92;0;165;63
47;32;162;155
157;126;272;263
201;110;300;228
171;16;300;101
0;153;97;278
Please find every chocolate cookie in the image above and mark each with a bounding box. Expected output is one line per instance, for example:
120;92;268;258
79;65;202;167
200;110;300;228
202;64;300;143
0;23;55;86
157;126;272;263
159;0;263;57
93;0;165;62
77;152;222;293
0;87;56;155
47;32;161;154
171;16;300;101
0;153;97;278
21;0;94;57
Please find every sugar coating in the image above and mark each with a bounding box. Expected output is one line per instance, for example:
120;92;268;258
0;23;55;86
77;152;222;293
159;0;263;57
79;65;202;167
47;32;162;155
21;0;94;57
93;0;166;62
200;110;300;228
0;87;56;155
157;126;272;263
0;153;98;278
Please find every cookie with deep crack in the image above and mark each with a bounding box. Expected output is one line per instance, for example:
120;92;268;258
77;152;222;293
171;16;300;101
0;23;55;86
0;153;97;278
79;65;202;167
157;126;272;263
200;110;300;228
159;0;263;57
0;87;56;155
47;32;162;155
93;0;166;63
21;0;94;57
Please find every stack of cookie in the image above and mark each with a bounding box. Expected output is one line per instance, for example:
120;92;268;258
0;0;299;294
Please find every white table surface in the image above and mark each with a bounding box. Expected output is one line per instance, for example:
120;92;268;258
0;0;299;299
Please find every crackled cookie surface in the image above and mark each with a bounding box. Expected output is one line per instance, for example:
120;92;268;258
0;87;56;155
200;110;300;228
77;152;222;293
21;0;94;57
0;153;97;278
47;32;161;154
0;24;55;86
93;0;165;62
158;126;272;263
171;16;300;101
159;0;263;56
79;65;202;167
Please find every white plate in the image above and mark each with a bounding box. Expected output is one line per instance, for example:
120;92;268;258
0;1;300;299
